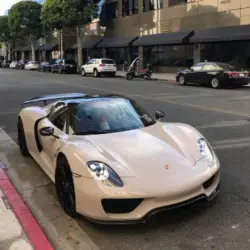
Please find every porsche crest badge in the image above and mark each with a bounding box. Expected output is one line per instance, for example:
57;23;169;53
165;164;169;169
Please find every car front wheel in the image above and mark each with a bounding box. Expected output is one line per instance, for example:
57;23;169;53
94;69;100;77
17;117;30;156
178;75;187;85
210;77;221;89
55;156;77;217
81;68;86;76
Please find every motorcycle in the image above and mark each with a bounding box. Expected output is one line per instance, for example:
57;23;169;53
126;57;152;80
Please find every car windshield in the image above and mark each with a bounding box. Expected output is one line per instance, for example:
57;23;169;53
216;63;236;70
69;98;156;135
31;61;38;64
101;59;115;64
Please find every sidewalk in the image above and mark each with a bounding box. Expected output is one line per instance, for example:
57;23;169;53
116;71;177;82
0;166;54;250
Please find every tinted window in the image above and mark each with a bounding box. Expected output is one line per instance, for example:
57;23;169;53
101;59;115;64
202;63;217;70
31;61;38;64
191;63;204;71
216;63;236;70
55;59;62;64
69;98;155;135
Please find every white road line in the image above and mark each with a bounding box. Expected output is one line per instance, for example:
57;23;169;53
156;93;213;99
0;128;100;250
231;95;250;100
0;109;20;115
196;120;250;129
211;137;250;150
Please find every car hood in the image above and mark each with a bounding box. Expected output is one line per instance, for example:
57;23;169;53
72;122;205;180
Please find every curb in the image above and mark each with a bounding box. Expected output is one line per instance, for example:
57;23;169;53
116;75;176;83
0;167;54;250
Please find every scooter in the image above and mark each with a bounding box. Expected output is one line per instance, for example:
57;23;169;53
126;57;152;80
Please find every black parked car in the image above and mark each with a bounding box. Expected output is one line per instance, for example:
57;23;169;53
51;59;77;74
37;61;54;72
2;60;11;68
176;62;250;89
17;60;29;70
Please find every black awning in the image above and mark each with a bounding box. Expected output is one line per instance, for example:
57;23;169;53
39;44;57;51
13;48;22;52
71;38;102;49
20;46;30;52
190;25;250;43
96;36;138;48
132;31;194;46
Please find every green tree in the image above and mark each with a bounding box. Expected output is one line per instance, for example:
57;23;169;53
8;1;43;61
0;16;12;59
42;0;99;69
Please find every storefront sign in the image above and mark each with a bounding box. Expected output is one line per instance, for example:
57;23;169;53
160;21;172;33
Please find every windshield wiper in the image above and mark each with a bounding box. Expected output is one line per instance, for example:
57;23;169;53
75;130;110;135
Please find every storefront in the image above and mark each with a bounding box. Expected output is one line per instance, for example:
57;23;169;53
96;36;138;70
39;44;58;62
190;24;250;70
132;30;194;72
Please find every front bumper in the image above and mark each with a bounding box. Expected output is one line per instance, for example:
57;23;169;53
74;163;220;224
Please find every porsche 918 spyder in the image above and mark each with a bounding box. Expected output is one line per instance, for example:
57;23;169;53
17;93;220;224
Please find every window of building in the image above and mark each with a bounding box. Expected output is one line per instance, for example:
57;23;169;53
143;0;163;12
201;41;250;69
168;0;187;7
143;45;193;67
101;1;118;20
122;0;138;16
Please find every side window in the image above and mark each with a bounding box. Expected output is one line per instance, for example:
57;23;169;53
50;109;68;132
87;59;94;64
191;63;204;71
202;63;217;71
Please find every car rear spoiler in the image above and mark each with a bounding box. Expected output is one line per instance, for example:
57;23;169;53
22;93;88;106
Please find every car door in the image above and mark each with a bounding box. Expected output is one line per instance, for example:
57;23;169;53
199;63;219;84
186;63;205;83
84;59;94;73
37;105;69;179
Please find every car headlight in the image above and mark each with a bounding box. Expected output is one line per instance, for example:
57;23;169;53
197;138;213;165
87;161;124;187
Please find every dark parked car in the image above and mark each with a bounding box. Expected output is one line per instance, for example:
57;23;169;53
51;59;77;74
17;60;29;70
176;62;250;89
2;60;11;68
37;61;54;72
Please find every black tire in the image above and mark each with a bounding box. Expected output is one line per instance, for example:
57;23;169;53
81;68;86;76
51;68;55;73
59;68;63;74
178;75;187;85
126;73;133;80
210;77;221;89
17;117;30;156
93;69;99;77
55;156;77;217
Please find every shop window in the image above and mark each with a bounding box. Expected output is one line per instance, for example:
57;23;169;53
143;0;163;11
201;41;250;69
143;45;193;67
168;0;187;7
122;0;138;16
102;1;118;20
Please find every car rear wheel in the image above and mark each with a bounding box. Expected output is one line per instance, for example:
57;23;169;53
55;156;77;217
17;117;30;156
178;75;186;85
210;77;220;89
81;68;86;76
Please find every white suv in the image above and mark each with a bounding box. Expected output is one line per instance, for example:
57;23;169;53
81;58;117;77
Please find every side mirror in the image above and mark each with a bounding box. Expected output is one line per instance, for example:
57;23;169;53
39;126;54;136
155;111;165;120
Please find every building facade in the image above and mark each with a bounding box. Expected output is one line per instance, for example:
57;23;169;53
78;0;250;72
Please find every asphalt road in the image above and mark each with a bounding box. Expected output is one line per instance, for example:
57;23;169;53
1;68;250;250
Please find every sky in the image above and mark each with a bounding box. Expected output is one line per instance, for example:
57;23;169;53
0;0;44;16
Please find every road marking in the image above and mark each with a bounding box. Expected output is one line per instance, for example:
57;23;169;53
0;109;20;115
231;95;250;100
54;81;250;118
211;137;250;150
0;128;100;250
156;93;213;99
196;120;250;129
